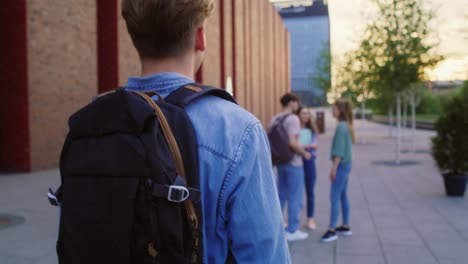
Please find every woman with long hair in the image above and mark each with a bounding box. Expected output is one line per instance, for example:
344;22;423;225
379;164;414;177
321;99;356;243
296;106;319;230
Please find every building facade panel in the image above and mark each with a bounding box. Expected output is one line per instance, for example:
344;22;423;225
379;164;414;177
97;1;118;93
233;0;246;106
251;0;261;122
284;17;329;78
278;15;286;112
222;0;233;90
258;0;266;125
263;0;274;125
0;0;30;172
202;0;222;88
244;0;253;112
284;24;291;110
276;0;330;106
284;29;290;94
272;10;279;115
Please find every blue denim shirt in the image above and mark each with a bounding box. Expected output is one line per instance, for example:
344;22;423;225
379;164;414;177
126;73;290;264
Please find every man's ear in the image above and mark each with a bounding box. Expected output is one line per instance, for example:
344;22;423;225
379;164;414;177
195;25;206;52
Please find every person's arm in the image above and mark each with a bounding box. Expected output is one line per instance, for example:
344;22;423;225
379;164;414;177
330;125;345;181
289;134;311;159
224;123;291;264
308;133;318;150
286;116;311;159
329;156;341;181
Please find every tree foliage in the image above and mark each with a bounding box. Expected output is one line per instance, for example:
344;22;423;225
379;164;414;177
340;0;443;108
431;83;468;175
311;42;332;95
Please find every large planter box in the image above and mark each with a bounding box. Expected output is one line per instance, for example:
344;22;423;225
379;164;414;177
443;173;467;197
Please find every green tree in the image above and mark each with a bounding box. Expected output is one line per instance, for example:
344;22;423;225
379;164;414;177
311;42;331;103
343;0;443;104
341;0;443;162
340;42;379;106
369;0;441;100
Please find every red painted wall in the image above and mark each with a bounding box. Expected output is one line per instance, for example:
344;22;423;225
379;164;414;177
97;1;119;93
0;0;30;172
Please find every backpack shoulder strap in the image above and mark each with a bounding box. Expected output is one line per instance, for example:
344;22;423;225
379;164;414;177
272;114;291;128
165;83;236;108
279;114;291;123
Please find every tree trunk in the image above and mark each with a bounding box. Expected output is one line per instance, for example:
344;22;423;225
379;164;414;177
361;98;366;144
388;106;393;137
411;93;416;153
361;99;366;120
396;94;401;165
403;97;408;140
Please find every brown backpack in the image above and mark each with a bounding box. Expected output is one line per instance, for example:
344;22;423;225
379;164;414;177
267;114;294;166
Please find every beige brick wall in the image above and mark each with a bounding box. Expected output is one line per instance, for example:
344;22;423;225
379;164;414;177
27;0;97;170
230;0;290;126
22;0;290;171
233;0;246;108
202;0;222;88
118;3;140;86
223;0;233;90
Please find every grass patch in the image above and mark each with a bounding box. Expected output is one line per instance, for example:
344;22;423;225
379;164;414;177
373;114;438;123
415;114;438;122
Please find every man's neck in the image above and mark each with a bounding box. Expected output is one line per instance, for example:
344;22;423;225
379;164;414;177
140;55;194;79
283;107;293;114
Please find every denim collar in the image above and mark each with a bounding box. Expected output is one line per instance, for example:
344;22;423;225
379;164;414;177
125;72;194;98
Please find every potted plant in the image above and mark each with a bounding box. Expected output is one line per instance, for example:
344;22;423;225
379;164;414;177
431;85;468;196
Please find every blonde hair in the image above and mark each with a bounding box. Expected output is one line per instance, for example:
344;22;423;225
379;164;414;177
296;106;319;134
334;99;356;144
122;0;214;59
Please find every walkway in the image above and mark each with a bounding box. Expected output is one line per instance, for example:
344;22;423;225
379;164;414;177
288;110;468;264
1;110;467;264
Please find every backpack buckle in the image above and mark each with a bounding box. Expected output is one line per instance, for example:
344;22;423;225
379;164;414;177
168;185;190;203
48;188;61;206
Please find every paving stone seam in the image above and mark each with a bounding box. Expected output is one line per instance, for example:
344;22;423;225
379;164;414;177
333;242;337;264
389;159;468;244
380;167;442;264
431;201;468;243
355;162;390;264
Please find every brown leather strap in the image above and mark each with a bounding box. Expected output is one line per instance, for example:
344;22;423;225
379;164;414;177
97;90;200;261
96;89;117;98
131;92;199;244
133;91;186;178
148;243;158;257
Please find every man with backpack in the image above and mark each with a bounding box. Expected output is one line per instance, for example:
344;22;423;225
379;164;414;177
49;0;291;263
121;1;291;261
269;93;311;242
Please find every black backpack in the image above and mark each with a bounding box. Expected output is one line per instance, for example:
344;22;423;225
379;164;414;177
48;83;235;264
267;114;294;166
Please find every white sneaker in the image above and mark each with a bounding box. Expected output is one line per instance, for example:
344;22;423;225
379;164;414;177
285;230;309;241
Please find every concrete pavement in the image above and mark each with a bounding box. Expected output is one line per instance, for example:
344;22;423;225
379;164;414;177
288;112;468;264
1;112;467;264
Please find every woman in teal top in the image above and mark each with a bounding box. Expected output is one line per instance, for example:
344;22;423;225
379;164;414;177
321;99;355;243
296;106;319;230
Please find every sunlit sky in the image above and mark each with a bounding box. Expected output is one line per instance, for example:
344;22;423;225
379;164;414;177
273;0;468;81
